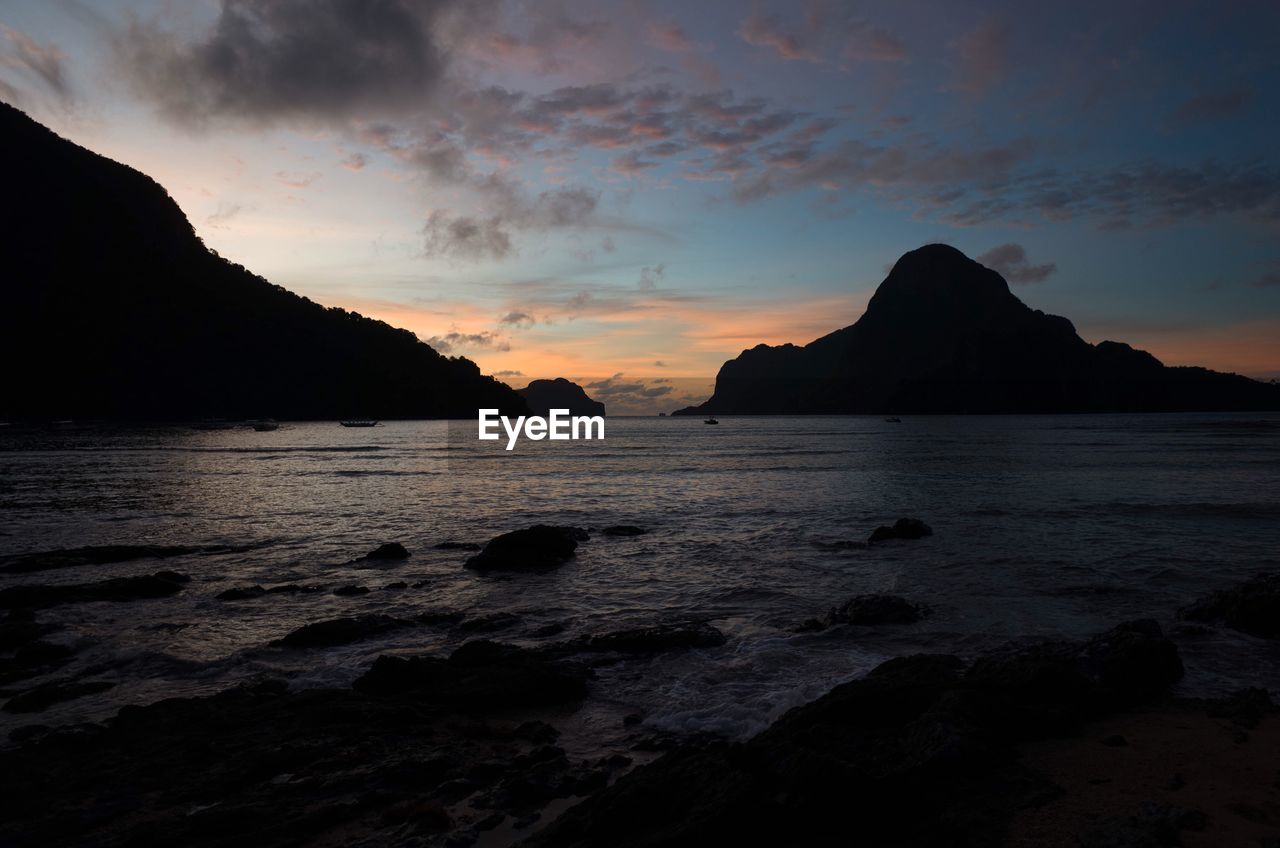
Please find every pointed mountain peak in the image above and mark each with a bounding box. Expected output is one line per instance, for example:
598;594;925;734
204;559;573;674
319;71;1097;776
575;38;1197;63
865;244;1016;320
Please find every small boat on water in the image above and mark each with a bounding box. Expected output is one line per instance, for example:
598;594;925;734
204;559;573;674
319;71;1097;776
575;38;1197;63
252;420;279;432
340;420;379;428
704;416;719;425
885;417;902;423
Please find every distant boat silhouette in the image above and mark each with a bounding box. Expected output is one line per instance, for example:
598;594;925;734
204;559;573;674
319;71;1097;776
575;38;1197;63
885;417;902;423
252;420;279;432
340;420;379;428
704;416;719;425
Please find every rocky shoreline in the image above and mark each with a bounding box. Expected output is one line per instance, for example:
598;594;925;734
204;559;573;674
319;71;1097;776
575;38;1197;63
0;533;1277;846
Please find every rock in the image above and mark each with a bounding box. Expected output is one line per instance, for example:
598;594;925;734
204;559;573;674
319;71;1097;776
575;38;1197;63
333;584;370;597
456;613;522;634
867;517;933;543
217;584;322;600
0;640;75;685
527;622;1185;848
798;594;928;632
0;610;55;649
517;378;606;418
465;526;582;572
4;679;115;713
1178;573;1280;638
274;615;409;649
364;542;410;561
383;581;408;590
0;572;190;609
557;622;726;654
354;640;590;709
602;526;646;537
218;585;266;601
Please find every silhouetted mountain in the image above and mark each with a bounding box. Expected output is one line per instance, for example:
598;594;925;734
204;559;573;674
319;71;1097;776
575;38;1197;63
0;102;527;421
517;378;606;417
676;244;1280;415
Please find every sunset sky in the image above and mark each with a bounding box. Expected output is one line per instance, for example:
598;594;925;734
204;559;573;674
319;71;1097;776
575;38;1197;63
2;0;1279;413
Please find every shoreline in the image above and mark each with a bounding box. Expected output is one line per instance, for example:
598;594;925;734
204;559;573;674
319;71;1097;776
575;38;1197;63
2;588;1277;846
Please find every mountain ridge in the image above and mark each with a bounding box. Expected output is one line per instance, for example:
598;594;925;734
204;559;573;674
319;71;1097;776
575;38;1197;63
0;102;527;421
675;244;1280;415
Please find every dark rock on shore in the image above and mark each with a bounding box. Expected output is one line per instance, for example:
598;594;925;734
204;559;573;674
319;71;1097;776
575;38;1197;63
333;584;370;597
217;583;324;601
526;621;1183;848
0;640;74;685
867;517;932;543
355;640;590;709
0;571;190;609
601;525;646;537
363;542;410;561
556;622;726;654
0;609;57;649
0;680;601;847
4;679;115;713
465;525;583;572
1178;573;1280;638
798;593;928;632
275;615;410;649
0;544;246;574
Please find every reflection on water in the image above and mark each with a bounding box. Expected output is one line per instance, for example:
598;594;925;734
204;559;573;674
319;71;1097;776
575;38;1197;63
2;414;1279;745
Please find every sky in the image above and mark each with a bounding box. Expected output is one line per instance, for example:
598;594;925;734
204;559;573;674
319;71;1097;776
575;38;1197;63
2;0;1279;414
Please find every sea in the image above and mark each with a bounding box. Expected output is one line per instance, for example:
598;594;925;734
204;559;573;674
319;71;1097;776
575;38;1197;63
2;414;1279;753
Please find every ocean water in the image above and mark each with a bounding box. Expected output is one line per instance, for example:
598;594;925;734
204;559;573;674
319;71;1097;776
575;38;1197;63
2;414;1279;750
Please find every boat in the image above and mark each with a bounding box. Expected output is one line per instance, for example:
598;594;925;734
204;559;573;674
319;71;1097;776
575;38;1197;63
340;420;379;428
704;416;719;425
252;420;279;432
884;417;902;423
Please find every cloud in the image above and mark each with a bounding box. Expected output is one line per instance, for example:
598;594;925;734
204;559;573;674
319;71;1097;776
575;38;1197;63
653;360;667;368
639;263;666;290
740;13;816;62
1166;88;1253;130
424;329;509;354
422;186;600;261
950;21;1009;96
493;369;524;377
585;373;674;403
499;310;535;328
977;244;1056;284
275;170;321;188
647;23;696;54
205;201;246;229
1;25;71;100
339;152;368;171
118;0;478;127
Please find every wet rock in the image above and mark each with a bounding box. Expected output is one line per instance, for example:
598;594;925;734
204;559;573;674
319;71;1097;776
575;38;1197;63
434;541;481;551
217;584;322;601
867;517;933;543
0;571;190;609
364;542;410;561
1179;573;1280;638
527;623;1185;848
601;526;646;537
1206;687;1274;729
0;609;55;649
456;613;522;634
464;526;582;572
557;622;726;654
275;615;409;649
4;679;115;713
333;584;370;597
383;581;408;590
0;640;75;685
354;640;590;709
798;594;928;632
218;585;267;601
